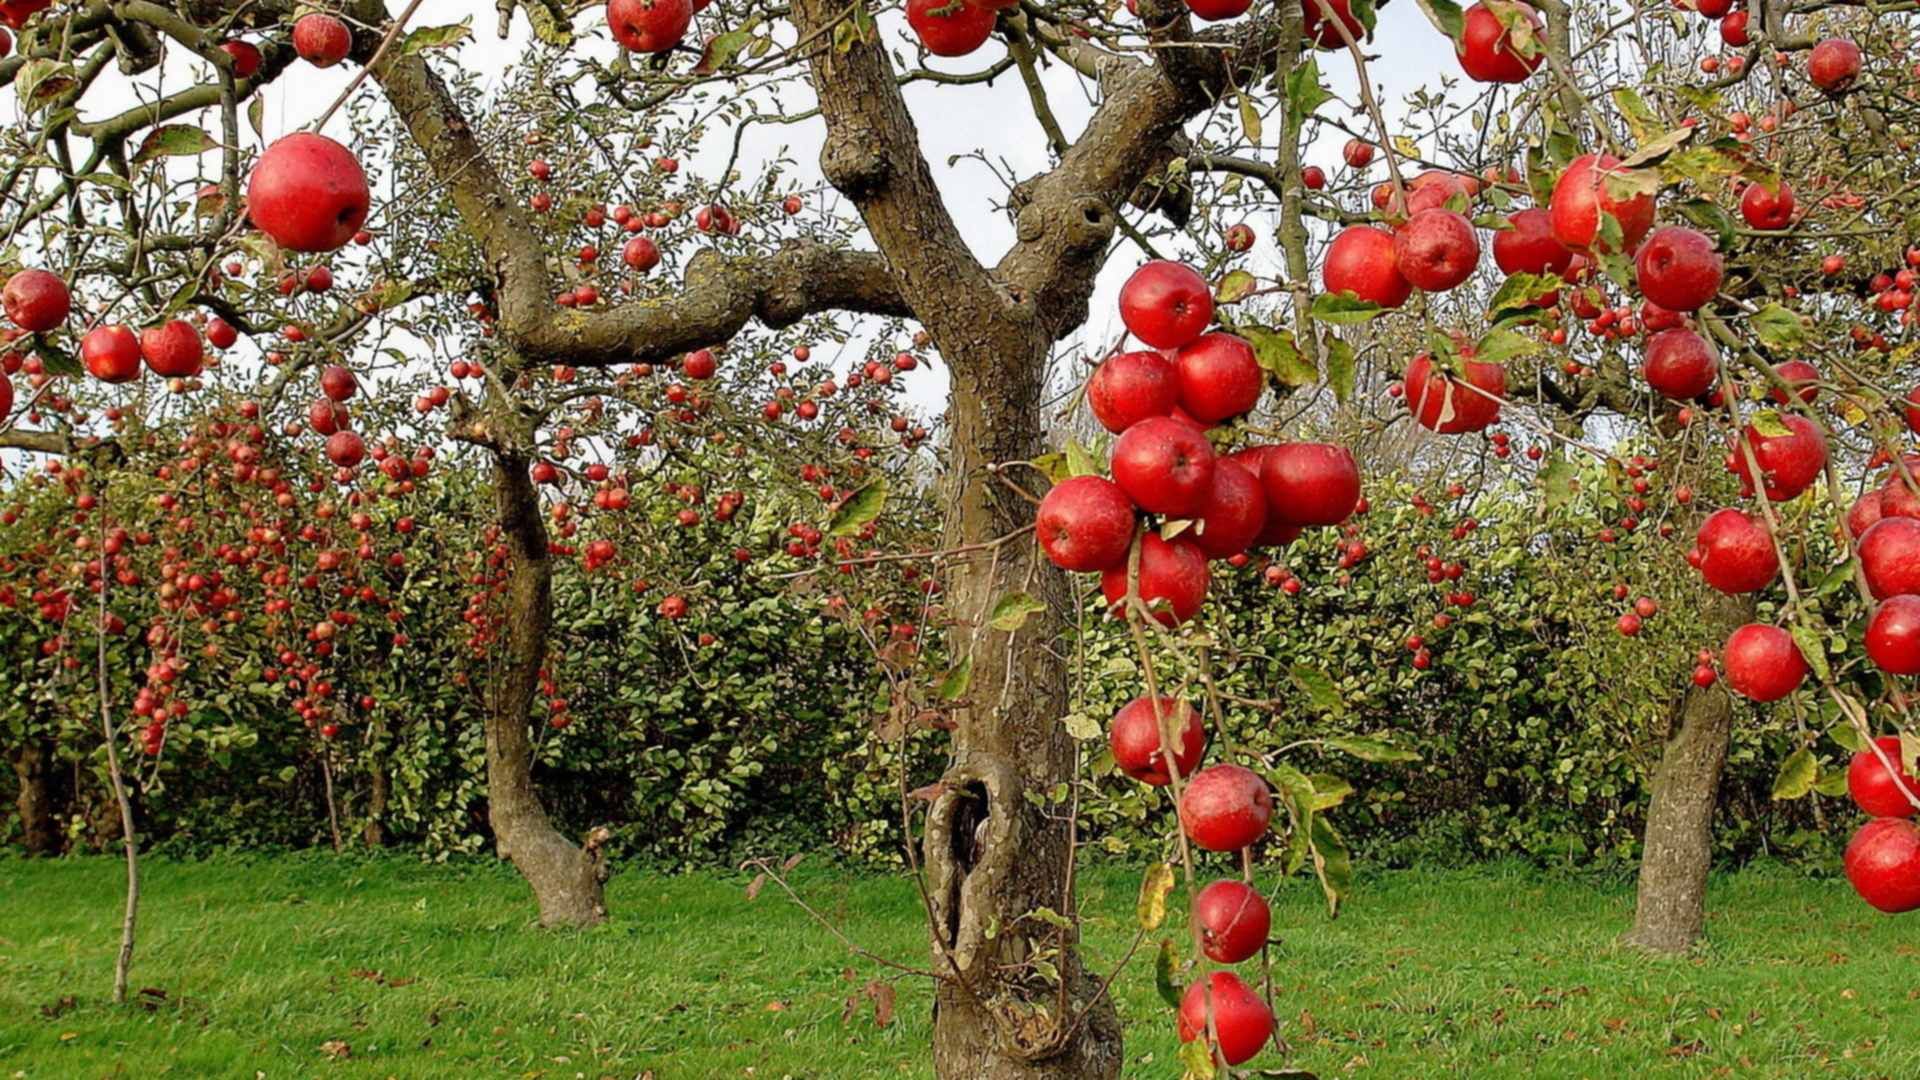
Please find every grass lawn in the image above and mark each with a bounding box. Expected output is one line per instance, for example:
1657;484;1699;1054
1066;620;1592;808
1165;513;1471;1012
0;853;1913;1078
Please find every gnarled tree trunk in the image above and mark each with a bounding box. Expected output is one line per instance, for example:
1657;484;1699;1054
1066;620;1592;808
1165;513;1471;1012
10;735;63;855
487;450;607;927
1621;593;1753;953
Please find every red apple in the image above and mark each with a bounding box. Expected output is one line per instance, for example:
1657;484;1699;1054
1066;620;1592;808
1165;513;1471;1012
1404;353;1504;433
1849;736;1920;816
1393;209;1480;292
1119;261;1213;349
1193;460;1267;559
1690;509;1776;594
1491;207;1573;276
1174;332;1262;423
1725;413;1825;501
1110;416;1215;518
1642;328;1717;399
1100;532;1209;626
1088;350;1179;433
1301;0;1365;48
248;133;370;253
1177;971;1274;1067
3;268;69;332
1192;879;1270;963
1860;517;1920;600
1721;623;1805;702
1850;488;1886;539
325;429;366;468
1324;225;1412;308
140;319;203;378
1550;152;1654;254
1108;696;1206;786
219;39;262;78
609;0;694;53
1261;442;1360;526
1808;37;1862;94
292;12;351;66
1036;476;1136;572
1456;1;1544;83
1845;818;1920;913
1740;180;1794;230
1178;763;1273;851
1766;359;1820;405
81;325;141;383
1634;226;1723;312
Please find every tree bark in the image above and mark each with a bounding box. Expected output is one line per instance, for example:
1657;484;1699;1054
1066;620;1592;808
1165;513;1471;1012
1621;594;1754;953
486;449;607;928
9;735;64;855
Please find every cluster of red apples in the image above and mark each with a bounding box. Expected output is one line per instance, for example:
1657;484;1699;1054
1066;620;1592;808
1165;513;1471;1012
1034;261;1371;1066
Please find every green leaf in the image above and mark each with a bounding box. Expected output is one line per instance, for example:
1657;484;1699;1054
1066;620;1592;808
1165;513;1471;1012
1414;0;1465;40
989;592;1047;632
1308;814;1352;917
1216;269;1258;305
1675;198;1736;250
1487;271;1561;323
1827;718;1866;753
1154;938;1183;1007
1751;303;1808;352
1619;126;1694;170
1237;89;1263;145
1323;333;1356;405
1137;863;1175;930
31;339;80;377
1473;327;1538;366
1178;1038;1219;1080
693;19;760;74
1541;453;1577;510
1289;664;1346;718
1814;769;1851;798
1611;87;1661;144
936;656;972;702
15;60;75;113
132;124;217;165
1790;620;1831;684
1324;734;1419;763
1308;773;1354;811
1244;325;1315;387
1284;54;1333;122
1064;439;1101;479
1771;746;1817;800
1309;292;1384;325
401;20;473;53
1748;408;1793;438
828;477;888;536
248;96;265;141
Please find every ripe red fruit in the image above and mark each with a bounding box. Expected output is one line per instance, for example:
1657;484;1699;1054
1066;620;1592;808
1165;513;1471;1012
308;398;348;435
1301;165;1327;189
1456;1;1544;83
1740;180;1794;230
1261;442;1360;526
1393;209;1480;292
1087;350;1179;433
1641;328;1717;399
1100;532;1209;626
1178;764;1273;851
1302;0;1365;48
622;235;661;273
1192;880;1270;963
1186;0;1252;21
1725;413;1826;501
1850;489;1886;540
206;316;238;349
325;430;366;468
3;268;69;331
1850;736;1920;817
1634;226;1723;312
1616;612;1642;636
219;39;262;78
1404;353;1504;433
1845;818;1920;913
1764;359;1819;405
1108;696;1206;786
1808;37;1862;94
1173;332;1262;423
609;0;693;52
1859;517;1920;600
1903;387;1920;435
81;325;141;383
1177;971;1273;1067
1719;10;1749;46
319;364;356;402
1324;225;1412;308
248;133;370;253
1690;509;1777;594
292;13;352;66
1550;153;1654;254
1110;416;1216;518
139;319;203;377
683;349;717;380
1341;138;1374;168
904;0;995;56
1120;261;1213;349
1491;207;1573;276
1721;623;1806;702
1193;460;1267;559
1036;476;1137;572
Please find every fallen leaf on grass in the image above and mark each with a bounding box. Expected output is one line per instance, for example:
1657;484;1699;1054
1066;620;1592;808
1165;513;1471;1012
320;1039;351;1060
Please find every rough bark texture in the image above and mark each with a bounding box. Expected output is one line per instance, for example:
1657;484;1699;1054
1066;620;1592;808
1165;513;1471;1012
10;736;64;855
1621;594;1754;953
487;450;608;928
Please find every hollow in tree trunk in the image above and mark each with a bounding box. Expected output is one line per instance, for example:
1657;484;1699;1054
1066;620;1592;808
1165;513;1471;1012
1621;594;1753;952
485;449;608;927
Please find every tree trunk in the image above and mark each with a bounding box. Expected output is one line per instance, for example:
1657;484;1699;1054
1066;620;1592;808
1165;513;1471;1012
10;735;63;855
921;353;1123;1079
1621;593;1753;953
486;450;607;928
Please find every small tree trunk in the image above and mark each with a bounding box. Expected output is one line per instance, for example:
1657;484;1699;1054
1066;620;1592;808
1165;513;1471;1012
363;718;390;848
921;354;1123;1080
1621;594;1753;953
486;450;607;928
10;735;63;855
319;749;344;853
96;520;139;1004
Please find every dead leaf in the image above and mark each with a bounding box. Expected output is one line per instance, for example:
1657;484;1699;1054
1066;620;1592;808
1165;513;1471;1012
782;853;805;873
865;980;895;1028
765;1001;788;1012
745;873;767;901
320;1039;352;1060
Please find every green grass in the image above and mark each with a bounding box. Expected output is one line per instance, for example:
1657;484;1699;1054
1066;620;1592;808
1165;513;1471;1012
0;854;1914;1078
